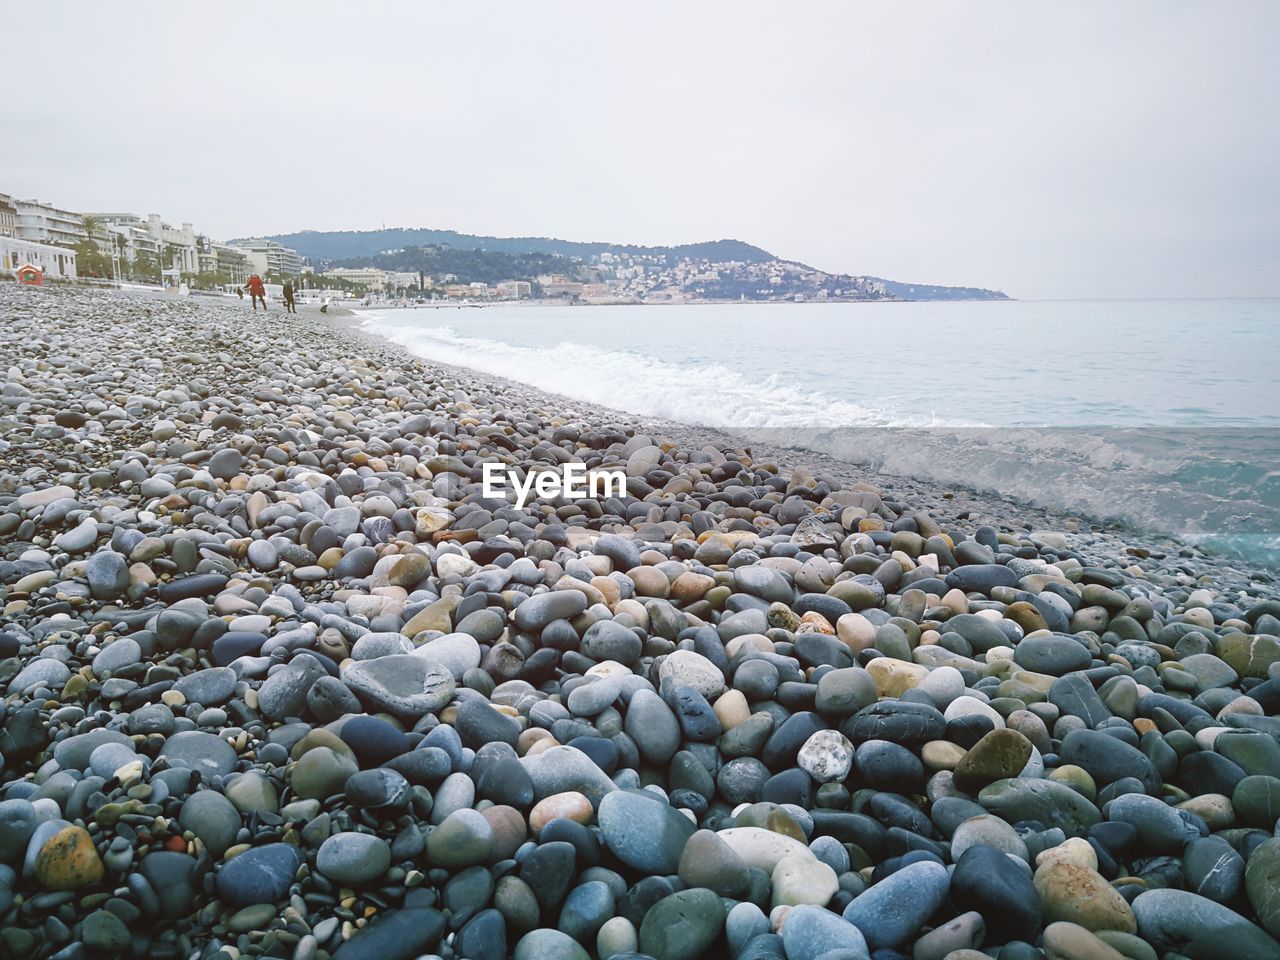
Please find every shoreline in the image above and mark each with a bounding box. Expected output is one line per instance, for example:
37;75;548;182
2;284;1279;960
341;300;1267;586
347;294;1016;310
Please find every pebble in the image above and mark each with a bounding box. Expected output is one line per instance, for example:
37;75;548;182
317;832;391;886
678;829;750;896
782;905;870;960
331;907;444;960
952;844;1044;943
638;888;724;960
33;825;102;890
1;288;1278;960
1246;837;1280;937
797;730;854;783
842;859;949;950
215;843;303;908
82;908;132;951
599;789;695;874
1034;859;1137;933
1134;889;1280;960
158;730;238;780
773;852;839;907
427;809;493;868
179;790;241;856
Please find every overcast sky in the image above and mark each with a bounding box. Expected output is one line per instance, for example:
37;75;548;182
3;1;1277;298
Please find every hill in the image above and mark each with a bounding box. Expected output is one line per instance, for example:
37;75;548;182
244;226;1009;301
871;278;1010;301
258;228;774;267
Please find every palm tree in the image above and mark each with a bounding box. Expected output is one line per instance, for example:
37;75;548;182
73;214;112;279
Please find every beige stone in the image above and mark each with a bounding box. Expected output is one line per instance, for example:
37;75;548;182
865;657;928;697
714;689;751;730
836;612;876;652
771;853;838;907
1034;861;1137;933
922;740;966;771
716;827;812;872
1042;921;1128;960
1036;838;1099;872
529;791;593;831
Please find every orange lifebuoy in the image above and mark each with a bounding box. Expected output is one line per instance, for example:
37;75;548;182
17;263;43;286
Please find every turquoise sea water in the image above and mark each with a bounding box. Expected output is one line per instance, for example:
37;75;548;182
363;299;1280;567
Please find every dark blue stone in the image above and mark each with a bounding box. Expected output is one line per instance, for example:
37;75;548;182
210;631;266;667
341;715;410;768
215;843;303;908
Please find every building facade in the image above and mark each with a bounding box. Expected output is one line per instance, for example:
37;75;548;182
496;280;532;299
92;212;201;281
196;236;251;283
0;237;77;278
229;238;302;277
323;266;388;289
0;194;17;239
14;199;87;247
0;188;276;287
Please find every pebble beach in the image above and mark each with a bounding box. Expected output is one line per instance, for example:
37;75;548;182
3;284;1280;960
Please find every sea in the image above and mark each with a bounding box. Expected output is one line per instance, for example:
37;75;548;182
361;299;1280;570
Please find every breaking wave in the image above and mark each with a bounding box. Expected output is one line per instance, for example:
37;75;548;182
362;312;1280;569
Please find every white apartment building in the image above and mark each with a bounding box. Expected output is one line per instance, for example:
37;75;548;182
321;267;419;291
496;280;532;299
92;212;200;279
0;236;77;279
323;266;387;289
197;236;251;284
14;198;87;247
229;238;302;277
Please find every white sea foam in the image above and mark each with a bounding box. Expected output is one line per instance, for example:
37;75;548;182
360;305;1280;567
362;317;951;430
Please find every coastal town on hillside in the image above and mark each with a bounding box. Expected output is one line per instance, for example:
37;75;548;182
0;189;1006;304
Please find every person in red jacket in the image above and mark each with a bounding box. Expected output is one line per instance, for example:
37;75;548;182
247;274;267;311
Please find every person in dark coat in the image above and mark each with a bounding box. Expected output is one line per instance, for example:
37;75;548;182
282;281;297;314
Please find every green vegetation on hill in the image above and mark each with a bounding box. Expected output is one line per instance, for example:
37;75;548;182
870;278;1010;301
241;226;1010;300
259;228;774;267
331;246;569;286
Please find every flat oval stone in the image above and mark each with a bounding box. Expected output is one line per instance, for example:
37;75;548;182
159;731;238;781
1014;634;1092;675
342;655;456;718
215;843;303;908
513;592;588;632
318;832;391;886
332;908;445;960
638;888;724;960
842;859;949;950
951;844;1043;943
781;904;869;960
179;790;240;857
599;789;695;874
979;778;1102;836
1134;888;1280;960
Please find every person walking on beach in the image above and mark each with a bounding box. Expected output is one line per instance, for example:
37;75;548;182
282;280;297;314
247;274;267;311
